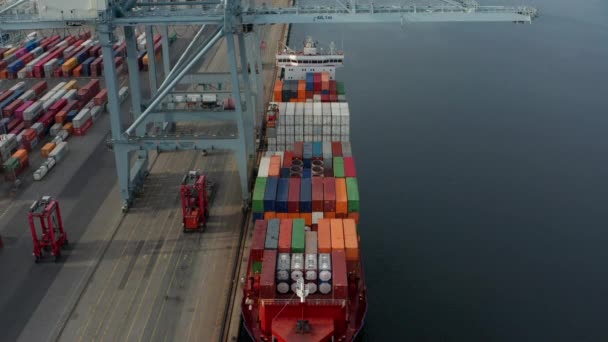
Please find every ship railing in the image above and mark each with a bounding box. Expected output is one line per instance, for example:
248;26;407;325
261;298;347;307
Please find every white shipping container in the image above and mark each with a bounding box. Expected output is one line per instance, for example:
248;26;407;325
340;126;350;135
331;126;340;135
340;135;349;142
62;89;77;100
73;108;91;128
51;82;67;93
295;125;303;135
31;122;44;135
312;212;324;225
51;89;67;102
118;86;129;102
277;135;286;144
290;253;304;281
49;142;68;162
322;135;331;142
277;125;286;135
202;94;217;103
50;123;63;136
322;115;332;125
306;282;318;294
18;90;35;101
286;102;295;116
313;134;322;141
257;156;270;177
17;70;26;79
39;91;54;103
9;82;25;92
33;166;47;181
46;157;56;170
318;254;332;281
295;103;304;116
276;253;290;281
173;94;185;103
305;254;318;281
23;101;43;120
90;106;102;122
341;142;352;157
304;135;313;142
42;98;56;111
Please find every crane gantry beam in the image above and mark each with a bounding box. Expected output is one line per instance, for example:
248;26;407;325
0;0;538;211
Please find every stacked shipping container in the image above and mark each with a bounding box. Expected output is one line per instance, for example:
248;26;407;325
251;218;358;298
252;141;360;226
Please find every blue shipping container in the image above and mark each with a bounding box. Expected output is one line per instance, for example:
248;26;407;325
303;168;312;179
313;142;322;158
276;178;290;213
264;219;280;250
253;212;263;221
300;178;312;212
67;110;78;122
264;177;279;212
280;167;290;178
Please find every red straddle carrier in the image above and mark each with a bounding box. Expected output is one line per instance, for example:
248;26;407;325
180;171;209;232
28;196;68;263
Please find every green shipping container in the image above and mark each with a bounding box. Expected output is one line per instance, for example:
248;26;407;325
333;157;345;178
252;177;267;213
346;177;360;212
3;157;19;171
252;261;263;274
291;218;305;253
337;81;345;95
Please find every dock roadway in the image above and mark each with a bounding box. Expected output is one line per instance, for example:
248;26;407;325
0;22;287;342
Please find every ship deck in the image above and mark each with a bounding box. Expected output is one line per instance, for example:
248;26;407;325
0;8;289;342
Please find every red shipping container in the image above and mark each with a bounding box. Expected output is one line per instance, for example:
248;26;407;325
38;111;56;130
0;90;14;104
344;157;356;177
283;151;293;168
331;142;342;157
93;89;108;106
23;128;36;141
331;250;348;299
3;99;23;117
312;177;324;212
278;219;292;253
8;117;22;132
48;98;67;113
73;117;93;136
293;142;303;160
63;100;79;113
9;122;24;135
251;220;267;262
55;111;67;124
260;249;277;299
321;94;330;102
323;177;336;212
288;178;301;213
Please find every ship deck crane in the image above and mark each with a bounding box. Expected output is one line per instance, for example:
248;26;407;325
0;0;538;211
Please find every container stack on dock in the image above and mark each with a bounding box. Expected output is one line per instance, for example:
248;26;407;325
0;79;111;181
0;32;128;79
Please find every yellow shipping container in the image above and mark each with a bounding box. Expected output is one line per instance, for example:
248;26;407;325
3;48;16;58
62;57;78;72
64;80;78;90
143;54;149;65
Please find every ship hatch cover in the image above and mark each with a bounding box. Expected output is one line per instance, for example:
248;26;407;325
272;317;334;342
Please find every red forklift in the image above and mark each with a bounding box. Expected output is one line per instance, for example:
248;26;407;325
180;171;210;232
28;196;68;263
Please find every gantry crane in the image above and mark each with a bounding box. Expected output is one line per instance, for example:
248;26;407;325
0;0;537;212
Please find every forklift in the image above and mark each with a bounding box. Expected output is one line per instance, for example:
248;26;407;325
180;171;210;232
28;196;68;263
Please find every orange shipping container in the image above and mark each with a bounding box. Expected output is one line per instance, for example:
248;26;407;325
264;212;276;220
55;111;67;124
276;213;290;219
330;219;345;250
317;219;332;253
0;70;7;79
298;80;306;100
287;213;299;219
268;155;281;177
335;178;348;214
63;123;74;134
273;80;283;101
347;212;360;224
300;213;312;227
278;219;292;253
343;219;359;261
41;143;56;158
73;65;82;77
12;149;28;163
324;212;336;219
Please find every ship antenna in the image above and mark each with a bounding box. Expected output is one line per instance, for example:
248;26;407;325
295;277;309;303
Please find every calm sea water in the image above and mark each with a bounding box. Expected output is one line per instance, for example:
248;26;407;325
291;1;608;340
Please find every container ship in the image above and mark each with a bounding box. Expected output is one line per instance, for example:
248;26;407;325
241;37;367;342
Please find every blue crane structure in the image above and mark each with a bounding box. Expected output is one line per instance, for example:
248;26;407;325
0;0;537;212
